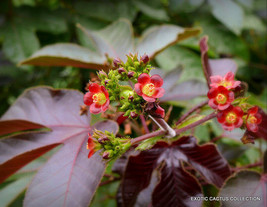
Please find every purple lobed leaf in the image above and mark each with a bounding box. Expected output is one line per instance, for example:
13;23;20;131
121;136;231;206
0;86;119;207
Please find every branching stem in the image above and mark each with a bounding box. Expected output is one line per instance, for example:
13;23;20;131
131;112;217;145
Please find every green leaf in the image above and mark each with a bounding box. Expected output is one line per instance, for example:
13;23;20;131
136;26;201;60
177;114;206;129
208;0;244;35
2;20;40;63
21;19;200;68
168;0;204;13
155;45;206;83
0;174;34;207
16;7;68;34
136;136;162;151
242;13;266;32
19;43;106;69
134;0;169;21
74;0;137;22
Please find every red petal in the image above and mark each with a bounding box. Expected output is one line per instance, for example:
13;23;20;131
218;103;231;110
101;99;110;112
235;117;243;128
138;73;150;84
232;81;241;88
134;83;143;96
217;111;226;123
233;106;243;117
207;87;218;99
155;106;165;118
254;113;262;124
210;75;222;85
142;95;156;102
208;99;218;109
227;91;235;102
247;123;258;132
84;92;93;106
217;85;228;93
248;106;258;115
101;86;109;98
224;72;234;81
153;88;165;98
88;150;95;158
151;74;163;87
90;103;102;114
223;124;235;131
88;83;101;93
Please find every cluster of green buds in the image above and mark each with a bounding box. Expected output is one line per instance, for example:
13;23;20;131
87;130;131;161
97;54;154;118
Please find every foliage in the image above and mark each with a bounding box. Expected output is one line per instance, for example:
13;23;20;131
0;0;266;207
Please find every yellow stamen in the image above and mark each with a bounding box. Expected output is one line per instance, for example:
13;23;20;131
248;116;257;124
92;93;106;105
216;93;226;104
226;113;236;124
142;83;155;96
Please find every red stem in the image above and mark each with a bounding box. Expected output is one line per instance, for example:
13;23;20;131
140;114;150;134
176;100;208;125
131;112;217;145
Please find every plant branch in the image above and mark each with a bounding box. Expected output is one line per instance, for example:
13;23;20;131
231;161;263;172
176;100;208;125
140;114;150;134
149;115;176;138
131;112;217;145
175;112;216;135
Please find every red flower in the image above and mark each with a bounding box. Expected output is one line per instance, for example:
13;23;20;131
134;73;165;102
87;134;96;158
210;72;241;89
217;105;243;131
246;106;262;132
207;86;235;110
84;83;110;114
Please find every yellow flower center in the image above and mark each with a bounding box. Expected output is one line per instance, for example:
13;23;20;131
248;115;257;124
220;81;232;88
142;83;155;96
226;113;236;124
216;93;227;104
92;93;106;105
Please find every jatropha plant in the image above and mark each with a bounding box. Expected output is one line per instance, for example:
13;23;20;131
83;54;262;162
0;37;266;207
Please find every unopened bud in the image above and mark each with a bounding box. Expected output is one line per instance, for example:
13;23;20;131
98;136;110;144
127;71;135;78
141;54;149;64
113;58;121;67
118;67;126;74
130;111;138;119
104;80;110;85
99;71;107;78
102;151;110;159
128;96;134;102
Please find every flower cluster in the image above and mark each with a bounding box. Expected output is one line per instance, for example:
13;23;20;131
207;72;262;132
83;54;165;119
86;130;131;160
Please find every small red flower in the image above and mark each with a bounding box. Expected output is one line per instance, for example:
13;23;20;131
207;86;234;110
210;72;241;89
84;83;110;114
87;134;96;158
246;106;262;132
134;73;165;102
217;105;243;131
